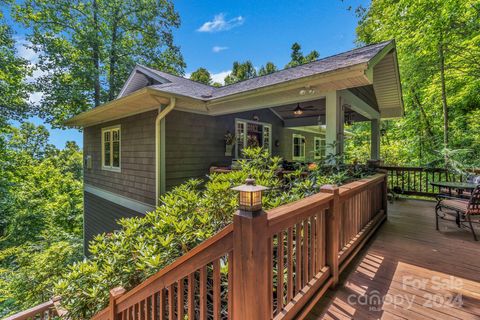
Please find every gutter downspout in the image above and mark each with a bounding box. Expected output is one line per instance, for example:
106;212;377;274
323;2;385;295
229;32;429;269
155;97;176;205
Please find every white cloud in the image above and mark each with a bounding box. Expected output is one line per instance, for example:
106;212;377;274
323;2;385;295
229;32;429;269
212;46;228;53
210;70;231;85
197;13;244;32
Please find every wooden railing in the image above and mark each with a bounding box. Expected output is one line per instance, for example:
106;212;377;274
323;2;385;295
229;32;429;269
93;225;234;320
91;173;387;320
4;297;65;320
377;165;474;197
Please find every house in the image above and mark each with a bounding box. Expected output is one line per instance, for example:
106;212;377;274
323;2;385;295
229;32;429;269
65;40;403;250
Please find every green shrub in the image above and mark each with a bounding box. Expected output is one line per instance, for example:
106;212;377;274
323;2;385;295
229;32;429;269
55;147;374;319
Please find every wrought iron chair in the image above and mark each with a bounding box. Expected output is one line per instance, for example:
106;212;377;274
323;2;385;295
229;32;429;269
435;185;480;241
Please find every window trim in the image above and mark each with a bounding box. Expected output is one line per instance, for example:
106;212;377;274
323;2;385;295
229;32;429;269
234;118;272;158
292;133;306;161
101;125;121;172
314;136;326;160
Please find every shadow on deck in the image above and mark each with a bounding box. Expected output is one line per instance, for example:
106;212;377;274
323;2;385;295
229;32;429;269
307;199;480;320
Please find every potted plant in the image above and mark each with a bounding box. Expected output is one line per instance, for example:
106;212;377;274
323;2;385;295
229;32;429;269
224;131;235;156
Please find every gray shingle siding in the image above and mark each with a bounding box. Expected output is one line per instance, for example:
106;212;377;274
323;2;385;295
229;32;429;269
83;110;157;205
164;109;284;190
84;191;144;253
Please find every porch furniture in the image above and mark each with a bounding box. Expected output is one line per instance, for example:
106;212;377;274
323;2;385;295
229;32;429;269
435;185;480;241
430;181;478;198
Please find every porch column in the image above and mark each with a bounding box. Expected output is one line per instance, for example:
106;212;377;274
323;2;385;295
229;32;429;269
370;118;381;160
325;91;344;158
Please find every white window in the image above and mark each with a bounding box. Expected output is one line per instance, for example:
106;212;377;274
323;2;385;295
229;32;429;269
314;136;326;159
292;134;306;161
235;119;272;158
102;125;121;171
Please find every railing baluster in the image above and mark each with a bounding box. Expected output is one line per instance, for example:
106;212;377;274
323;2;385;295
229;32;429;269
277;232;284;313
287;227;293;302
302;219;309;287
295;222;301;294
168;285;174;320
177;279;184;320
227;252;233;320
310;214;316;277
213;259;221;320
159;289;166;320
199;266;207;320
187;273;194;320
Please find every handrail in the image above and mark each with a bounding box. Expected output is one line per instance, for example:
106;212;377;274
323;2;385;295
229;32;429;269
267;192;332;235
90;173;388;320
338;173;385;200
116;224;233;309
4;298;61;320
92;224;234;320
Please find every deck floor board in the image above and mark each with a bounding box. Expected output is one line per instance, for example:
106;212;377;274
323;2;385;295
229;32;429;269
307;199;480;320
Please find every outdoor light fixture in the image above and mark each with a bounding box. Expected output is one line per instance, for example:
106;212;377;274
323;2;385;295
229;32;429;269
293;104;304;116
299;85;316;96
231;176;268;213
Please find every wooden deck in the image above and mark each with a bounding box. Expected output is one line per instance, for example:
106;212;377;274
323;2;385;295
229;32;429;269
307;199;480;320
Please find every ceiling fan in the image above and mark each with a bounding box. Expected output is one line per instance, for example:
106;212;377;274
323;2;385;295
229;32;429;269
288;103;316;116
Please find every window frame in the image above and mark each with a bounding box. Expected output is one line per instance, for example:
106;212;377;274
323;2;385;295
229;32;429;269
314;136;326;160
292;133;306;161
234;118;272;158
101;125;121;172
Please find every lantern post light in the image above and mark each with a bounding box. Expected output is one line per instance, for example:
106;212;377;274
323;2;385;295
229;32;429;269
231;176;268;216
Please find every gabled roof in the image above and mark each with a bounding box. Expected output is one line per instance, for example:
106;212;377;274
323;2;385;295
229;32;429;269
129;41;393;101
65;40;403;127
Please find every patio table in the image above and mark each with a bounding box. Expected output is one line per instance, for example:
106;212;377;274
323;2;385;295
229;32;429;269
430;181;478;197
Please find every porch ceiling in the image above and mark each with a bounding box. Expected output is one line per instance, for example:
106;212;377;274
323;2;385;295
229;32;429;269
271;98;369;126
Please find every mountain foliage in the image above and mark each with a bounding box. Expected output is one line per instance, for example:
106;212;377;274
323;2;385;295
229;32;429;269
348;0;480;166
0;123;83;317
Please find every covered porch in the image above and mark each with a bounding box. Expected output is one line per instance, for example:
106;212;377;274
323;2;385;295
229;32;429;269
308;199;480;319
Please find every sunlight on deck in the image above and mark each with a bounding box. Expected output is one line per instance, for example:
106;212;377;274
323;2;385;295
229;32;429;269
307;200;480;320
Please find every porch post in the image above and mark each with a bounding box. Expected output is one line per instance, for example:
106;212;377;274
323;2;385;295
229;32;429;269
370;118;381;160
325;91;344;158
232;210;271;319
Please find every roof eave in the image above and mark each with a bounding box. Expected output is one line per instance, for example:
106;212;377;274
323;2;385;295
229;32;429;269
64;88;172;127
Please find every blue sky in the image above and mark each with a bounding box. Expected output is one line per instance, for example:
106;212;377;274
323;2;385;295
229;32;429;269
9;0;369;148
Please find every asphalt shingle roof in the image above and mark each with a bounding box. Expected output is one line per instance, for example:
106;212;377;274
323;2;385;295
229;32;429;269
143;41;392;101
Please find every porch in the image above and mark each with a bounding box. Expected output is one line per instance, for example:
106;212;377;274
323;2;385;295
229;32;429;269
308;199;480;319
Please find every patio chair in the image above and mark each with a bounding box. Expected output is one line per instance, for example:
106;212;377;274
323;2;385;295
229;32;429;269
435;185;480;241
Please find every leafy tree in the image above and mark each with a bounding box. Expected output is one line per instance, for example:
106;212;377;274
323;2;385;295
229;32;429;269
0;123;83;316
354;0;480;166
285;42;319;68
258;62;278;76
189;67;212;85
224;61;256;85
0;11;31;121
12;0;186;127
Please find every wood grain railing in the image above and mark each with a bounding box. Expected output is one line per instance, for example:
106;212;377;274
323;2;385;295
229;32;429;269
73;174;388;320
377;166;471;197
93;225;234;320
267;192;331;319
4;297;65;320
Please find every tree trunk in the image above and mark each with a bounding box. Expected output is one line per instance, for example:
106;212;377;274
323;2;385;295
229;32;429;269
439;41;449;167
92;0;101;107
411;89;434;139
108;15;118;101
439;42;449;148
